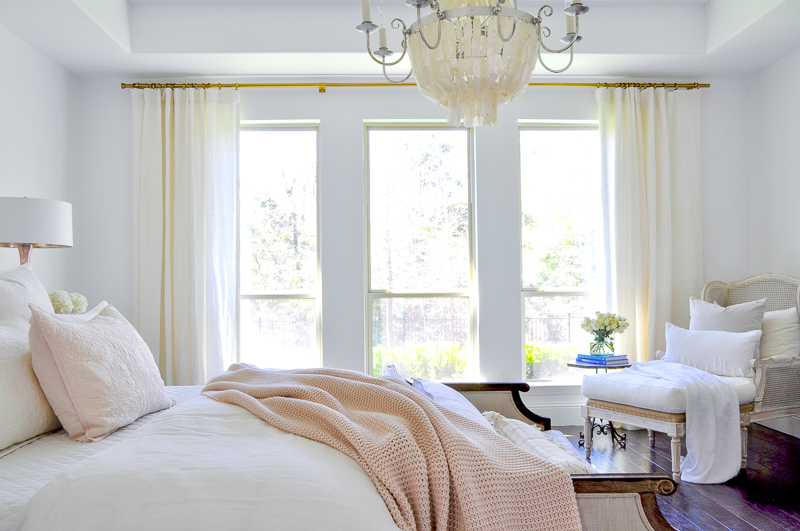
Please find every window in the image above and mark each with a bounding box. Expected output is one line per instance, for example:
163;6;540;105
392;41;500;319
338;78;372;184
367;126;473;380
520;124;603;381
239;126;319;368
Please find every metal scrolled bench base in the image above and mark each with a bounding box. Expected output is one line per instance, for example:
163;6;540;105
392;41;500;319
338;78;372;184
579;418;627;449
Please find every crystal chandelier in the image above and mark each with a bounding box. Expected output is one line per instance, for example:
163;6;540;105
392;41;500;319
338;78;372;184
357;0;589;127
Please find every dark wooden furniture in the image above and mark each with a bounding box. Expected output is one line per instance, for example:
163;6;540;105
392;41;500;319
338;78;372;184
444;382;677;531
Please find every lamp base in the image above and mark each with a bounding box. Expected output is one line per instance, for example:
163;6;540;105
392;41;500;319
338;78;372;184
18;245;31;265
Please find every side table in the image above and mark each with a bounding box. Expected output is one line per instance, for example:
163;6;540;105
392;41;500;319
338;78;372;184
569;359;631;449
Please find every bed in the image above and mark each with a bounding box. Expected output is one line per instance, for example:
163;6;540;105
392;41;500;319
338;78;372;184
0;264;677;531
0;381;677;531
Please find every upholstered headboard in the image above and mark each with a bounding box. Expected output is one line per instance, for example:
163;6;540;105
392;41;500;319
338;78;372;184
702;273;800;312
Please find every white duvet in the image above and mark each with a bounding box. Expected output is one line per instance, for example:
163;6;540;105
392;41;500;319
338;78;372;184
14;395;400;531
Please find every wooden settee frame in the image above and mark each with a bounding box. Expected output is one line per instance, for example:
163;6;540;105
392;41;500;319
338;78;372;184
447;382;677;531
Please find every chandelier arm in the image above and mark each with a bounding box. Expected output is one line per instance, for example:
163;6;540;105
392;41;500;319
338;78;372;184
381;57;414;84
365;30;409;67
495;8;517;42
417;6;443;50
536;4;579;54
537;42;574;73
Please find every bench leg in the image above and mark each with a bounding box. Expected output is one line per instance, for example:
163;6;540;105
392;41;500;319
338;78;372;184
584;417;593;458
648;429;656;447
670;436;682;483
741;425;748;469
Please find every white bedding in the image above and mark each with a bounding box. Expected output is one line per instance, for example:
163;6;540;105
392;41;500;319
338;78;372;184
5;384;588;531
13;393;401;531
0;386;200;531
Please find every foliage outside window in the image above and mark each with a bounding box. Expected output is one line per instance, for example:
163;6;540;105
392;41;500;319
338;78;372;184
520;125;603;381
367;127;473;380
239;127;319;369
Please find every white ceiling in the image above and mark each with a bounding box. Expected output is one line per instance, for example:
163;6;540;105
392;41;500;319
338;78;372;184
0;0;797;80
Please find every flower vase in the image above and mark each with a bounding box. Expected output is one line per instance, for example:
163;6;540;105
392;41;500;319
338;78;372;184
590;339;614;354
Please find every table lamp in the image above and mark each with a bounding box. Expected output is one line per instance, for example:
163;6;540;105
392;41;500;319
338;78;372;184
0;197;73;264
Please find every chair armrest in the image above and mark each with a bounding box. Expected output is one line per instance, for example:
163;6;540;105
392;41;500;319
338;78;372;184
751;357;800;415
571;474;677;531
445;382;551;430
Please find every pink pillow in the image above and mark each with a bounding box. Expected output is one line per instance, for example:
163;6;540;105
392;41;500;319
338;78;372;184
29;304;172;441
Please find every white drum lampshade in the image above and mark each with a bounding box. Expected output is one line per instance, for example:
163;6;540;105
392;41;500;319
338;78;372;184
0;197;73;264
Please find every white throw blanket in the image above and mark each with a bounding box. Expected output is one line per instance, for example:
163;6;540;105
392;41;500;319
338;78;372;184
625;361;741;484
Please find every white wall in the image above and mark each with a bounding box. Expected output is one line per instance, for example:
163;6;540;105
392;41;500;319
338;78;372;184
66;78;749;424
64;79;133;318
746;45;800;277
0;24;74;292
742;44;800;438
701;78;752;282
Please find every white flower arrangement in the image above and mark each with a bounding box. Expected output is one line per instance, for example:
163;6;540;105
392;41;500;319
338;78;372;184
581;311;629;345
49;291;88;314
70;292;88;314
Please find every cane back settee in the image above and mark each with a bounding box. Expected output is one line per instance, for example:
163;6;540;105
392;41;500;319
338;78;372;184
581;274;800;482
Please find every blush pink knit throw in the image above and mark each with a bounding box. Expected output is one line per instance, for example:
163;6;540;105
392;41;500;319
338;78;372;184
203;365;582;531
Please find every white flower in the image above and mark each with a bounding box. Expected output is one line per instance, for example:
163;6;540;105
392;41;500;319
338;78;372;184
70;293;88;314
582;311;629;337
49;291;74;314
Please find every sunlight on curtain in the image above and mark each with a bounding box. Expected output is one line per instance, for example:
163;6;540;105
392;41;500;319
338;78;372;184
597;87;703;362
131;88;240;385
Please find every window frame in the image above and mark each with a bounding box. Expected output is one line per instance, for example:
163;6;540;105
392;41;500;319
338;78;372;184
518;121;601;381
238;122;322;366
363;122;477;378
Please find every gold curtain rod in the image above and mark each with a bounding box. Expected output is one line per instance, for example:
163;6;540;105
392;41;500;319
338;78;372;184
121;81;710;93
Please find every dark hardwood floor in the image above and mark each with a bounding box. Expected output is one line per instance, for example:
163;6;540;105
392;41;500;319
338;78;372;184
554;423;800;531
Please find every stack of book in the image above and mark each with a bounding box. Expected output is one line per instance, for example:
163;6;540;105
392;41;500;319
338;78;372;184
575;353;629;366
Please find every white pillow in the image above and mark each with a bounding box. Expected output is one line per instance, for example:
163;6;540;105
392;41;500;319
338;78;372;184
29;303;172;442
663;322;760;378
411;378;494;430
760;307;800;359
689;297;767;333
483;411;594;474
0;264;53;321
0;311;61;451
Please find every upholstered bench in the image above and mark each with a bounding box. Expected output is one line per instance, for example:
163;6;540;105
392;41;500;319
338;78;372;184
581;274;800;483
581;362;757;482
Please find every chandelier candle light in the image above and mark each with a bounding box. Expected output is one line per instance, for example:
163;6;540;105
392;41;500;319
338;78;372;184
357;0;589;127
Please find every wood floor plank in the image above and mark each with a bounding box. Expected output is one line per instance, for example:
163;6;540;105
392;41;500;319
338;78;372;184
555;423;800;531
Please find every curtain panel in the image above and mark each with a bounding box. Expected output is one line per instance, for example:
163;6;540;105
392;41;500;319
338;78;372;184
597;87;704;362
131;88;240;385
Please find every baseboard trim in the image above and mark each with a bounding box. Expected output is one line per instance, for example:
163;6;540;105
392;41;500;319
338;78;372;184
757;416;800;439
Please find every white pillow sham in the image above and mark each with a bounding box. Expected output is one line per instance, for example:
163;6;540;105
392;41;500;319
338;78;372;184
484;411;593;474
29;303;172;442
760;307;800;359
0;264;53;321
663;322;760;378
689;297;767;333
411;378;494;430
0;311;60;451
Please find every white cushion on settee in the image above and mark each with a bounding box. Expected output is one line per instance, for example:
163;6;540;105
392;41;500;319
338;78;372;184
581;360;756;414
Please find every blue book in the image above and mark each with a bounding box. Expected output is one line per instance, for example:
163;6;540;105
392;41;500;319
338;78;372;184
576;357;628;366
577;354;628;362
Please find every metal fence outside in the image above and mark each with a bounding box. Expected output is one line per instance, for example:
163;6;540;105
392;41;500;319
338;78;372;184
525;315;583;345
373;318;468;347
251;315;581;349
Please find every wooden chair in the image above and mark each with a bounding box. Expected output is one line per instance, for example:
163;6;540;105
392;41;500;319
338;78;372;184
582;274;800;482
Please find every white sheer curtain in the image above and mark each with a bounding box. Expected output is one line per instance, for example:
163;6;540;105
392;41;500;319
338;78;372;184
131;88;240;385
597;87;703;362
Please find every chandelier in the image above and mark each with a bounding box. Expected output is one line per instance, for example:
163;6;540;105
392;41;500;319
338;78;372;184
356;0;589;127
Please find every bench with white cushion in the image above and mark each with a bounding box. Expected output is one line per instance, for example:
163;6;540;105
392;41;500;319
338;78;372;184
581;274;800;483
